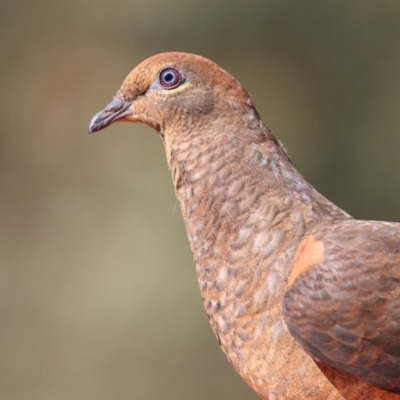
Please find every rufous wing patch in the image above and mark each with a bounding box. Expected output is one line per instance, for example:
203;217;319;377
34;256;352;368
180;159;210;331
287;235;325;289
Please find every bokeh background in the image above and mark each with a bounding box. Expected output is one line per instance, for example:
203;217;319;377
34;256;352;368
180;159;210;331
1;1;400;399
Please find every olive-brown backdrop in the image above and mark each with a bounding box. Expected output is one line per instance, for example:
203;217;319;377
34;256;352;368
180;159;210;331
1;1;400;399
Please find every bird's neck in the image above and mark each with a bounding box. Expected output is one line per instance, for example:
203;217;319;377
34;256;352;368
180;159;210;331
164;118;349;272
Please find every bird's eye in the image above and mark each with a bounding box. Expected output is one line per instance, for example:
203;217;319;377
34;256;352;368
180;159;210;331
159;68;181;89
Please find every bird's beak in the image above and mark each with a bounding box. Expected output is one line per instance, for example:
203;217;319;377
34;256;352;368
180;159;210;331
88;97;133;134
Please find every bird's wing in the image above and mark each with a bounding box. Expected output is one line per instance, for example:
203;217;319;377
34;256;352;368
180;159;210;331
283;219;400;392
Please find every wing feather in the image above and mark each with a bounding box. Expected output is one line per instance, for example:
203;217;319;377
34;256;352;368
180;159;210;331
283;220;400;391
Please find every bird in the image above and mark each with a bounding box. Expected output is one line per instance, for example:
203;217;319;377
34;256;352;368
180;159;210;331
89;52;400;400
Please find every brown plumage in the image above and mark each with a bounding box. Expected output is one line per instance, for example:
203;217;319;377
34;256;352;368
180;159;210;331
88;52;400;399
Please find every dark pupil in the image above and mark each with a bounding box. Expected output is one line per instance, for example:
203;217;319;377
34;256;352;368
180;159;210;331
164;72;174;82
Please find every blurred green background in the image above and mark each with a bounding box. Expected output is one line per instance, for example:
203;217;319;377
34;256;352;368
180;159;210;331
1;1;400;399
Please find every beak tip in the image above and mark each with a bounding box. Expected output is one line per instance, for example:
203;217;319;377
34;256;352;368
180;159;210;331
88;111;105;134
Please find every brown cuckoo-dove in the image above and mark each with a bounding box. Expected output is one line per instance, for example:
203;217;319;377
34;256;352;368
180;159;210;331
88;52;400;400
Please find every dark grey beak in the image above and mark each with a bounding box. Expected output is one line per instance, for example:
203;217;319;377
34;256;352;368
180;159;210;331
88;97;133;134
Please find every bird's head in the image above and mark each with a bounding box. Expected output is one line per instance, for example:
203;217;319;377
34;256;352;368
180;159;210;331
88;52;255;138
